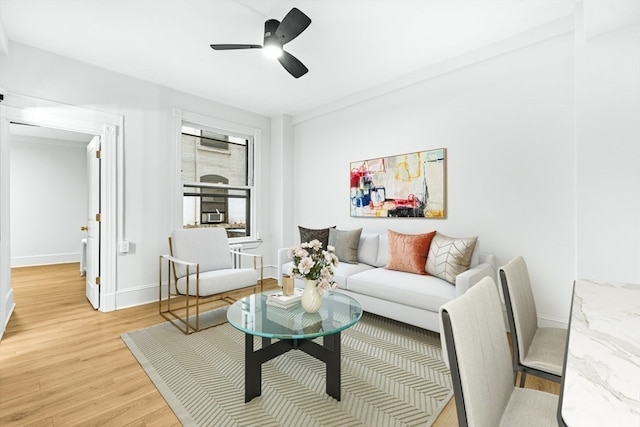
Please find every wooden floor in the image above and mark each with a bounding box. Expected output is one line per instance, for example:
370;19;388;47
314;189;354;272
0;263;559;426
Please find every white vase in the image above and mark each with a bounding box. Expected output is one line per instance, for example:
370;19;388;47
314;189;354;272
301;278;323;313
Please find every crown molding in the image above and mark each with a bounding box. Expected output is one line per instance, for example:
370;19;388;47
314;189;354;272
293;15;575;125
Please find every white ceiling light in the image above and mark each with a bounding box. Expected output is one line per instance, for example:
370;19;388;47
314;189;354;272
263;41;282;59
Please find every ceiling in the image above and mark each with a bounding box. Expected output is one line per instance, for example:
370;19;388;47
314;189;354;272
0;0;578;118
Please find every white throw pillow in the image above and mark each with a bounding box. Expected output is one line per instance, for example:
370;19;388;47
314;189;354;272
426;233;477;284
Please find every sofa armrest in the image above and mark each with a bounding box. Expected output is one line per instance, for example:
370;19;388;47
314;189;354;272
455;262;496;297
276;247;291;286
476;253;496;268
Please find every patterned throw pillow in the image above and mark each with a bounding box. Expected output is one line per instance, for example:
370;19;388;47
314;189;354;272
298;226;335;250
328;228;362;264
385;230;436;275
426;233;478;284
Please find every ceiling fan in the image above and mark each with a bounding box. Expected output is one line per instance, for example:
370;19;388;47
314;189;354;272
210;7;311;78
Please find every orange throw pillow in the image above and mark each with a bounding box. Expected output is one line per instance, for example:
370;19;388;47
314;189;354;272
385;230;436;275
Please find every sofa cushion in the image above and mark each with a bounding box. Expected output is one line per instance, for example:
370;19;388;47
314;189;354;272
281;260;373;290
329;228;362;264
385;229;436;275
426;232;478;284
177;268;258;296
347;268;456;312
357;233;380;266
333;262;375;289
375;233;389;267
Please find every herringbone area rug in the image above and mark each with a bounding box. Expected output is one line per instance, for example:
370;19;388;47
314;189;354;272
122;309;452;427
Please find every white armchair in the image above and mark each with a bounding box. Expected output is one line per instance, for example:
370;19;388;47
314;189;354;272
159;227;263;334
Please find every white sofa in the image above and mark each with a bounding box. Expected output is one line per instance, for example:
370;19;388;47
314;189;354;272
277;231;496;333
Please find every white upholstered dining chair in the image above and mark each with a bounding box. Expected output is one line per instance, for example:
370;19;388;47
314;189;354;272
439;277;558;427
159;227;263;334
498;256;566;386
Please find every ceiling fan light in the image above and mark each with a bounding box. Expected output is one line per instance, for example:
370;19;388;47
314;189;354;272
263;44;282;59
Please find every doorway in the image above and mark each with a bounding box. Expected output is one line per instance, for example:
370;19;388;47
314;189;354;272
9;123;99;308
0;95;123;339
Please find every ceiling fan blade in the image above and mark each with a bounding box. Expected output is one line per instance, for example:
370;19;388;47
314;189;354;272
276;8;311;45
210;44;262;50
278;51;308;78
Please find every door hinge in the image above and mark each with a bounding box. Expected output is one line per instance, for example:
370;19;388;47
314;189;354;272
96;213;102;222
96;150;101;159
95;276;101;286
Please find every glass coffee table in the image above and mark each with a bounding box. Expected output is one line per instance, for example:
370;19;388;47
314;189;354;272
227;290;363;402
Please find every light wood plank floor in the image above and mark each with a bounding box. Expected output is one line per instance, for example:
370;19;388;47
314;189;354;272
1;263;559;426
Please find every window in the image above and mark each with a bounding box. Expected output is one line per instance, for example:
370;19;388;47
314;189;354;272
183;126;229;151
181;123;254;240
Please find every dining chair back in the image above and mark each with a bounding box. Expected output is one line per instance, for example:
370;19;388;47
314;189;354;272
498;256;566;386
440;276;559;427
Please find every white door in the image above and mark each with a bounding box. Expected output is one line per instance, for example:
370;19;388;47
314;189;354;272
85;136;101;309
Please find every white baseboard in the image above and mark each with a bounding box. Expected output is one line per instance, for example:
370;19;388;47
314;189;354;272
115;283;159;310
538;315;568;329
11;253;80;267
265;265;277;281
1;289;15;341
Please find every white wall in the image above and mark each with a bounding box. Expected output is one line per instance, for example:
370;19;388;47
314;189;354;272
576;22;640;283
289;20;640;327
0;42;272;308
291;33;576;326
10;135;87;266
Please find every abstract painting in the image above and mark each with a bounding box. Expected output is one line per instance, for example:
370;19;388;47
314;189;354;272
350;148;446;218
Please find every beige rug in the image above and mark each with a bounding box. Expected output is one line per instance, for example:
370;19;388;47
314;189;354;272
122;308;452;427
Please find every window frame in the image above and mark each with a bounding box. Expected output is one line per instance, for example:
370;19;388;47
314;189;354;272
172;109;262;246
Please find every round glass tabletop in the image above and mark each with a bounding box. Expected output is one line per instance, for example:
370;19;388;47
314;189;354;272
227;290;363;340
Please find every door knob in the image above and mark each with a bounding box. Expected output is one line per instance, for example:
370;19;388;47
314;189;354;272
81;226;88;231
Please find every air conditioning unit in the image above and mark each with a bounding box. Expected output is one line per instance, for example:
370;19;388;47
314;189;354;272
203;211;224;223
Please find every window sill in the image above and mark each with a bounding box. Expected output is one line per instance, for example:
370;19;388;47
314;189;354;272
230;238;263;250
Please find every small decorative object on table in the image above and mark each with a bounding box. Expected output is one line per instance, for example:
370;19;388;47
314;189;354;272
282;274;295;296
288;239;339;313
266;288;303;308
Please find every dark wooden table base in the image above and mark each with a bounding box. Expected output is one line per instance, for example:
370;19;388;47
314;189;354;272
244;332;342;402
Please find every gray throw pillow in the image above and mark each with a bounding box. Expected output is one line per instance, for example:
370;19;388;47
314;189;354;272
298;225;335;249
328;228;362;264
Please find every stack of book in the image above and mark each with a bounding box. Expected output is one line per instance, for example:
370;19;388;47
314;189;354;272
266;288;303;308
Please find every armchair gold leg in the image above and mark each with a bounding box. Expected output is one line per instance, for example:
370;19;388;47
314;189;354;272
159;258;200;335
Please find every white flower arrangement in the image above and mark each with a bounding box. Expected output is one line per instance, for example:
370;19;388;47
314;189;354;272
287;239;339;293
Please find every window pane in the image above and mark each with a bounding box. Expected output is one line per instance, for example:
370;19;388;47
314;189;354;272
181;124;252;239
